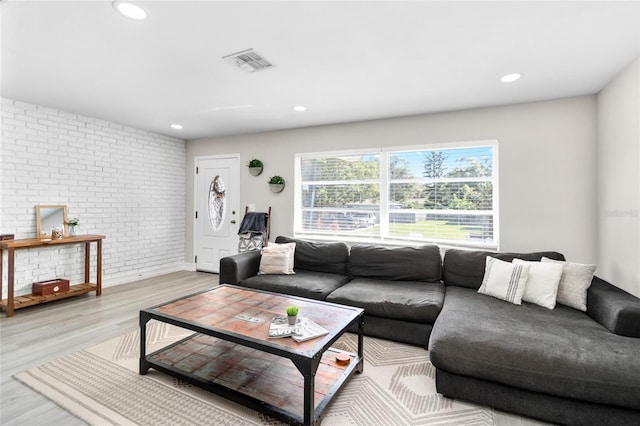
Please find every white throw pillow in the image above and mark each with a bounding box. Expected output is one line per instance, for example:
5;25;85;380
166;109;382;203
478;257;531;305
259;242;296;274
541;257;596;311
513;259;563;309
258;250;292;275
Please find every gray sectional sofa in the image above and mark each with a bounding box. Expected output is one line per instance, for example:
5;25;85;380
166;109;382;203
219;236;640;425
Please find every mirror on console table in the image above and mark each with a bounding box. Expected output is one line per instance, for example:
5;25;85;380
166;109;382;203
36;205;68;239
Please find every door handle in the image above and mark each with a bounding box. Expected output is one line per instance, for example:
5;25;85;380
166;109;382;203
230;220;236;224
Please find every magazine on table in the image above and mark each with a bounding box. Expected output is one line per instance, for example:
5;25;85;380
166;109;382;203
268;316;329;342
268;316;303;338
292;318;329;342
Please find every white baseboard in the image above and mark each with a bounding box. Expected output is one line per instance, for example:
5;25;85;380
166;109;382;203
182;262;197;272
103;262;194;288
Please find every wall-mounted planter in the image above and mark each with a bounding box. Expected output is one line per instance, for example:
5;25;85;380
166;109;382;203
268;175;285;193
248;159;264;176
269;183;285;193
249;166;263;176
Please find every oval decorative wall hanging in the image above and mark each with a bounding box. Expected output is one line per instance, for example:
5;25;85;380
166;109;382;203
208;175;226;231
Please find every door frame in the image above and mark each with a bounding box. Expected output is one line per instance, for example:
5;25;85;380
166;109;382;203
193;153;241;272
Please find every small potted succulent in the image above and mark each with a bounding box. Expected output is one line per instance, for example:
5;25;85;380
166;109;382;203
248;159;263;176
286;305;299;325
268;175;285;193
65;218;79;236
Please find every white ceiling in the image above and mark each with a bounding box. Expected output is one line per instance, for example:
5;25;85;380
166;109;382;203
2;1;640;140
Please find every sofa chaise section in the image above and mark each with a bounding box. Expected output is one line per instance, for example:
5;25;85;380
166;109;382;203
429;249;640;425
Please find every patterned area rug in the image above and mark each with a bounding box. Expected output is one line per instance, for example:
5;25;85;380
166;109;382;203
14;321;494;425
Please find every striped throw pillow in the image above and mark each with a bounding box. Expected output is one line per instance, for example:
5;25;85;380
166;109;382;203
478;256;531;305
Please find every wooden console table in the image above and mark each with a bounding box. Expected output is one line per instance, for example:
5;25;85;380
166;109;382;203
0;235;105;317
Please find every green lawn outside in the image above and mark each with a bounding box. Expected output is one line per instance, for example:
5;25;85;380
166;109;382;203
363;220;488;240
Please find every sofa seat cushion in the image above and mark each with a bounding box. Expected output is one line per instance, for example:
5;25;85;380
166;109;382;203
240;270;350;301
326;278;445;324
429;286;640;410
348;315;433;347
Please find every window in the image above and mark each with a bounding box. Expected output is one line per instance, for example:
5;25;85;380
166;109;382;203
294;141;498;249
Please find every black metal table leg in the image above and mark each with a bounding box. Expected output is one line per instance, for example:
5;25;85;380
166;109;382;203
139;311;152;374
291;353;322;425
357;316;365;373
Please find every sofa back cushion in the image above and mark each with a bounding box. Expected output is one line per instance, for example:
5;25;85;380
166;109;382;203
442;249;565;289
275;236;349;275
348;245;441;281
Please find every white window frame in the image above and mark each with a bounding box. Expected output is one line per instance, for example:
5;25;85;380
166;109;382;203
294;140;499;250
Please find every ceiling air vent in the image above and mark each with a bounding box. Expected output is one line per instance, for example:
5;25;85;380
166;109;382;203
223;48;273;73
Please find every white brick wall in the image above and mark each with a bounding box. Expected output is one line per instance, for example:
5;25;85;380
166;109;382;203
1;98;186;297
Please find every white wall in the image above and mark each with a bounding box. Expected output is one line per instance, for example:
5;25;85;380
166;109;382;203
186;96;597;266
597;58;640;297
0;98;187;296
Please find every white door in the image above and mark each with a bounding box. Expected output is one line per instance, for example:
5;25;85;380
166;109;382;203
195;155;240;273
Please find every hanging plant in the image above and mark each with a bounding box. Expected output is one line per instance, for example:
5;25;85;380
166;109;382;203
268;175;285;193
248;159;264;176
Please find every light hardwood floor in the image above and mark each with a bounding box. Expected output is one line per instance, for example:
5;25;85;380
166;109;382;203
1;271;546;426
0;271;218;425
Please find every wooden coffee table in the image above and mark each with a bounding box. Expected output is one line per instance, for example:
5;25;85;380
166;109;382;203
139;284;364;425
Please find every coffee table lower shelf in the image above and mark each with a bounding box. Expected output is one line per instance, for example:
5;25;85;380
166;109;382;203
143;333;362;425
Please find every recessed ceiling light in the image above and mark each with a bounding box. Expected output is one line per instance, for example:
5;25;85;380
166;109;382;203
170;124;183;130
293;105;307;112
500;73;522;83
113;1;147;20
